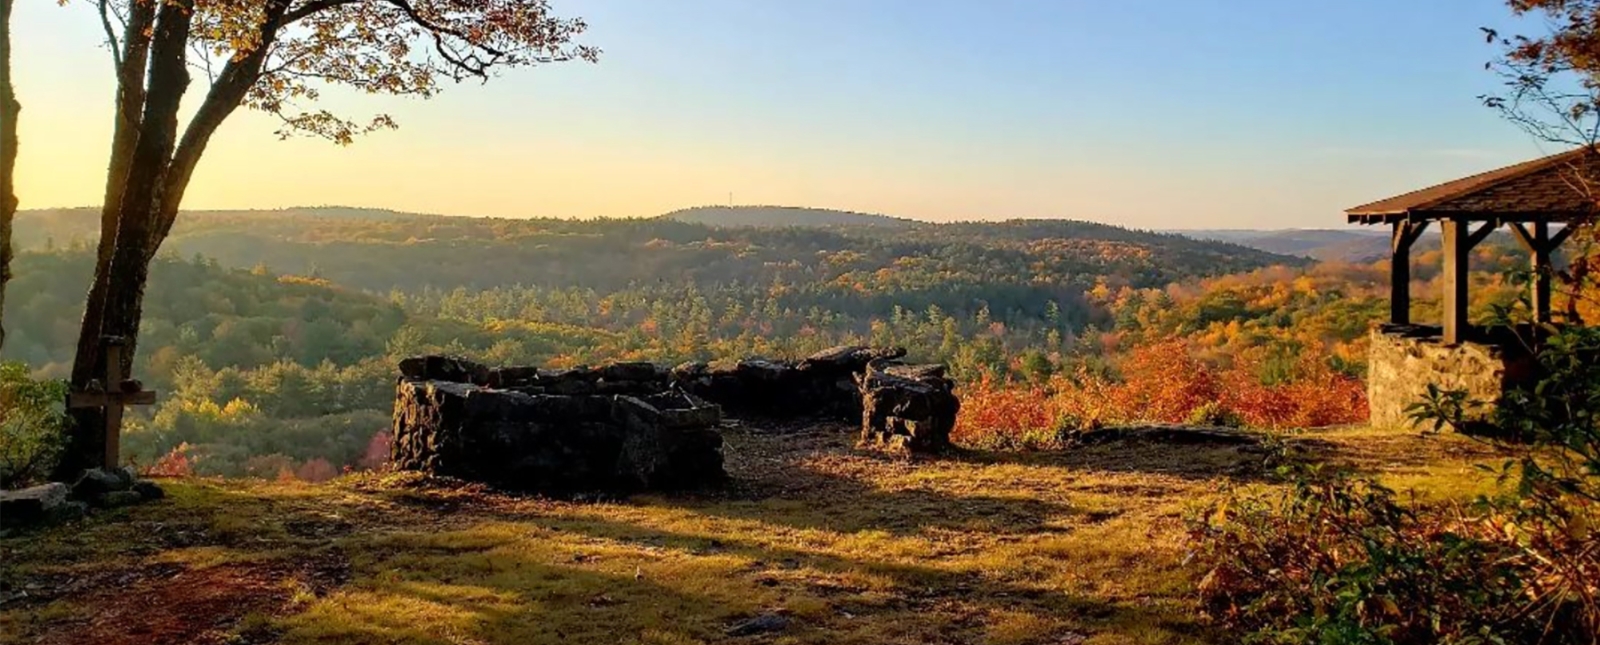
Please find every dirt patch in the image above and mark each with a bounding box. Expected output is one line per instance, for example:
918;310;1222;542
36;554;346;645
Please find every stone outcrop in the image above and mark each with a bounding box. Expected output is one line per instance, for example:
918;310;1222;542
1367;326;1536;430
856;362;960;454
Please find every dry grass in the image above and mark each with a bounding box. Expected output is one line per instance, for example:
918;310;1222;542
0;423;1509;645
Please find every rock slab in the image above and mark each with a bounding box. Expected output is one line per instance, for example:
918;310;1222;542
0;483;91;529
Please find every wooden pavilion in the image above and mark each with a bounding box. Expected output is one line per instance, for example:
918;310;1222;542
1346;146;1595;343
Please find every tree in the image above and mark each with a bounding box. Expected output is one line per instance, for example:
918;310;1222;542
0;0;18;352
53;0;598;478
1483;1;1600;321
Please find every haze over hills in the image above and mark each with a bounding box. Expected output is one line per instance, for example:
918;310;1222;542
1179;229;1388;260
12;206;1297;294
662;205;917;229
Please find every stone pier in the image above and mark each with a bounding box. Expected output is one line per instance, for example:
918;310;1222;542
1366;325;1537;429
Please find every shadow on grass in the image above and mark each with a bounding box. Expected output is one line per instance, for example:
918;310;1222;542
282;510;1223;645
947;439;1279;483
5;467;1225;644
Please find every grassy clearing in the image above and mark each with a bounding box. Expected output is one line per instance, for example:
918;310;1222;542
0;424;1507;645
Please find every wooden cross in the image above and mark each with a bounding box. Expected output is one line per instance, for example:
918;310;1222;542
67;337;157;469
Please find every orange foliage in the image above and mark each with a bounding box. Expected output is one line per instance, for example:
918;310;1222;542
146;442;196;477
955;340;1367;449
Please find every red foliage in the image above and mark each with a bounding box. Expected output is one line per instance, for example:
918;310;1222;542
145;443;196;477
295;458;339;483
953;374;1060;447
356;431;392;472
956;340;1368;449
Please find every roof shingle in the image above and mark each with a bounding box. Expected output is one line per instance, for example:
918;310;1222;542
1346;147;1600;223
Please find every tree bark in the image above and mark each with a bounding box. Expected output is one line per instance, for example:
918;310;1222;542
0;0;19;353
56;0;294;478
57;0;193;479
70;0;155;389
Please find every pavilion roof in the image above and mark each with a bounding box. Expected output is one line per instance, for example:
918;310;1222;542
1347;146;1600;224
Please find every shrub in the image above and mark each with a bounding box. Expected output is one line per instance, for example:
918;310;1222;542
1191;465;1549;644
0;362;68;488
1186;401;1244;428
954;340;1366;450
1194;324;1600;644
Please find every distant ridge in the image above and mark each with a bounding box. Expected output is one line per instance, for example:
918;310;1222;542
660;205;916;229
1178;229;1394;261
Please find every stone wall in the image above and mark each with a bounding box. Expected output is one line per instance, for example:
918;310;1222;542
1366;326;1536;429
391;379;724;494
672;346;906;419
390;345;953;495
857;363;960;453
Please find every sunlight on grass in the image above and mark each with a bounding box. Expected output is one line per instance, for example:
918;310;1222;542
0;424;1515;645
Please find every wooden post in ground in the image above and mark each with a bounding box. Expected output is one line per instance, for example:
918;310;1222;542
66;337;156;469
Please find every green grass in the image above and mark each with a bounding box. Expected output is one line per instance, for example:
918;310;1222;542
0;424;1509;645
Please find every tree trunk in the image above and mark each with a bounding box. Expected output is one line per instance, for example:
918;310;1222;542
69;1;154;388
57;0;192;480
56;0;285;479
0;0;19;353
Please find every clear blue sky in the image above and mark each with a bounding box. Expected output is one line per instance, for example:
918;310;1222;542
10;0;1557;228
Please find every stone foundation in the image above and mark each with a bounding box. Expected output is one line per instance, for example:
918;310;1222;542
672;346;907;419
1366;325;1536;429
391;346;956;494
391;377;725;495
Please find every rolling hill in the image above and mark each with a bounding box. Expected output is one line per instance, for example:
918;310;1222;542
13;207;1299;296
1181;229;1394;261
660;205;917;228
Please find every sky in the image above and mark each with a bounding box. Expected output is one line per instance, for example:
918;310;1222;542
6;0;1569;229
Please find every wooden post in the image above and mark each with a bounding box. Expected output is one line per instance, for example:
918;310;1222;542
66;337;157;469
1511;221;1570;325
1441;219;1470;344
1389;221;1428;325
1531;221;1552;324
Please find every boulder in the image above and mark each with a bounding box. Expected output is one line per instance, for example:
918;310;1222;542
799;345;906;373
71;467;134;498
97;490;145;508
857;363;960;454
132;480;166;501
671;361;709;380
671;349;907;421
485;366;543;388
883;363;947;380
599;362;666;383
0;483;75;529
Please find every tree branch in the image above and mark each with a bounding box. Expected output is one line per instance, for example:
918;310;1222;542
157;0;295;244
96;0;122;71
284;0;360;25
382;0;506;78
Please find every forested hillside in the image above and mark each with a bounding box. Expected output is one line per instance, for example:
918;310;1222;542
1;207;1535;480
15;208;1291;292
